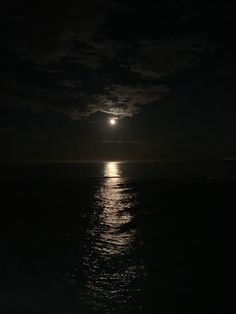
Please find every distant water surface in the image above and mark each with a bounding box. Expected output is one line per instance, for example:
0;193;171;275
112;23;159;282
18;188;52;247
0;162;236;313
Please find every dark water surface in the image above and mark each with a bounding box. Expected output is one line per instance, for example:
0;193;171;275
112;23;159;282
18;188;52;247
0;162;236;313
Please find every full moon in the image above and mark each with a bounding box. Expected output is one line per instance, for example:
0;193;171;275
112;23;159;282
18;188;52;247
109;118;117;126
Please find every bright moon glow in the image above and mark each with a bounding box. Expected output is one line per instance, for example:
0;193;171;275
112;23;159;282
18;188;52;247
109;118;117;126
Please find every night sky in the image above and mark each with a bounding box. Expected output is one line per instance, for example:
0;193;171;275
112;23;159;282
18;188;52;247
0;0;235;162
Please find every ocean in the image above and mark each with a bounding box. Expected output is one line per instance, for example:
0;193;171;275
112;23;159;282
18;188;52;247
0;161;236;313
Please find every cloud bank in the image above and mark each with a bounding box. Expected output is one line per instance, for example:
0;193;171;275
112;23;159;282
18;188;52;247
0;0;220;120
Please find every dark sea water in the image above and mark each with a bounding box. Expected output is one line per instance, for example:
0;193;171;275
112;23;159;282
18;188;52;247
0;161;236;313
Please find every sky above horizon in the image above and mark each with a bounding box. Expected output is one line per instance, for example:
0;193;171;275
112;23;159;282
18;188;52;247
0;0;236;161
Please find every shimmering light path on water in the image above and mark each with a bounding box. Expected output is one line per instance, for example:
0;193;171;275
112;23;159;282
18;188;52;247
81;162;145;313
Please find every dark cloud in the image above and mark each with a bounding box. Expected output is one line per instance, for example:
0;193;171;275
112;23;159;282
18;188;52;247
0;0;220;122
102;140;144;144
1;0;110;54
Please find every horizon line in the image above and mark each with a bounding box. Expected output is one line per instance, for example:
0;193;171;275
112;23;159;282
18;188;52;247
0;158;235;164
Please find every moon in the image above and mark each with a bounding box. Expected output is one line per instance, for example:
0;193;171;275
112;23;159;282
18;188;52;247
109;118;117;126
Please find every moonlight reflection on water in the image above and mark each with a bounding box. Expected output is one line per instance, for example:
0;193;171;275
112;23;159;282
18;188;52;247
81;162;144;313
